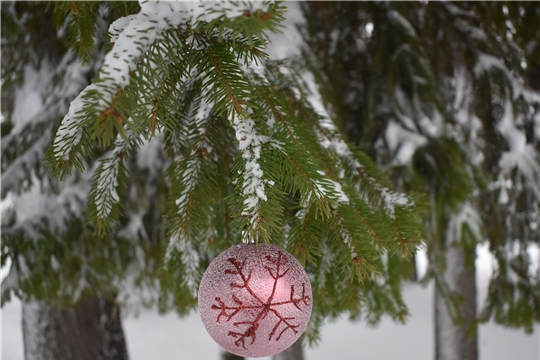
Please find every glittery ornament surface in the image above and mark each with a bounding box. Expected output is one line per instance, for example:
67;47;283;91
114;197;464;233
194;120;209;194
198;243;312;358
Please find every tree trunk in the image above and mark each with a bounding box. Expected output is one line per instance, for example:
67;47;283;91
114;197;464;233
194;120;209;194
434;245;478;360
272;338;304;360
221;352;244;360
22;296;129;360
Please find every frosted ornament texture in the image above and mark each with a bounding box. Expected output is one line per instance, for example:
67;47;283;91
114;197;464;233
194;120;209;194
198;243;312;358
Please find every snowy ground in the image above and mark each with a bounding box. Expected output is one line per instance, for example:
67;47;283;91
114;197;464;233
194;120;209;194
2;247;538;360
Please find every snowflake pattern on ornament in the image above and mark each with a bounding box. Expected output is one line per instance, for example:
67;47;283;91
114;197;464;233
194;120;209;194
198;244;313;357
213;252;311;347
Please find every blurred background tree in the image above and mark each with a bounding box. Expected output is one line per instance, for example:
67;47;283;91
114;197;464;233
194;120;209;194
300;2;540;360
1;2;151;359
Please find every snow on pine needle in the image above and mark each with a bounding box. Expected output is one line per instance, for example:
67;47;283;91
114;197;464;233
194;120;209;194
496;98;540;197
314;170;349;204
232;115;275;234
445;202;482;245
320;125;413;219
174;95;213;213
94;159;120;217
167;93;214;257
87;128;139;233
49;0;280;170
337;215;359;260
166;233;201;297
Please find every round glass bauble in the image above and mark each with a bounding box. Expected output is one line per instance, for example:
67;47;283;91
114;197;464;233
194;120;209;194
198;243;312;358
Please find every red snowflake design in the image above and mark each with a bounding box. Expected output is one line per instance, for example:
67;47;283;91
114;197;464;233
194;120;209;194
211;251;311;350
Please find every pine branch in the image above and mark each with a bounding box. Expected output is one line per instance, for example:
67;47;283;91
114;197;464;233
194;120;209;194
51;2;101;64
1;122;52;196
166;90;219;256
86;128;141;235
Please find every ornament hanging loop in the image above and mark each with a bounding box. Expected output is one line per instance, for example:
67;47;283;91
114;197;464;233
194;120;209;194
241;231;257;244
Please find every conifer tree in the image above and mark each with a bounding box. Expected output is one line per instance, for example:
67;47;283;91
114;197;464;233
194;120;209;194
2;0;426;358
1;2;143;358
300;2;540;360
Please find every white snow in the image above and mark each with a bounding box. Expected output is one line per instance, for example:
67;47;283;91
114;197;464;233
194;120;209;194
386;120;428;166
454;19;488;41
326;129;414;217
95;156;121;218
11;64;53;132
7;174;90;240
377;185;411;218
52;0;277;163
51;82;96;161
496;98;540;196
328;28;339;56
474;53;540;105
474;53;507;78
448;68;486;167
101;0;269;89
165;233;201;298
164;88;231;276
497;99;526;154
1;135;51;193
265;1;303;60
231;116;274;230
312;171;349;204
337;216;358;259
445;202;482;246
167;95;213;257
387;9;417;38
319;125;414;217
2;52;90;192
108;14;138;44
365;22;374;36
136;134;164;180
325;179;349;204
0;265;18;296
444;3;476;18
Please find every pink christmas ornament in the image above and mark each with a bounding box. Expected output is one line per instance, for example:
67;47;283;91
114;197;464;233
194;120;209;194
198;243;312;358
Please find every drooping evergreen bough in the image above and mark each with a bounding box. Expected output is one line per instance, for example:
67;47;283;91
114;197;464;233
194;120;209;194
2;1;424;343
